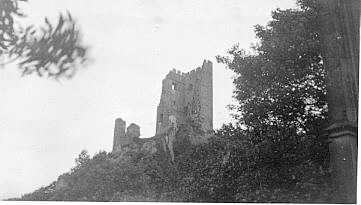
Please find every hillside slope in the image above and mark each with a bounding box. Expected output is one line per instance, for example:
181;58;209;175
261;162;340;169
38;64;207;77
9;124;333;202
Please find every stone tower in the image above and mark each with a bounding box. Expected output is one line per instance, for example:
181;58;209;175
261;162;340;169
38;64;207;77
112;118;140;153
156;59;213;134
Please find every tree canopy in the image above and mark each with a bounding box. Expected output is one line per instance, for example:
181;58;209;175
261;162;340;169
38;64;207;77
216;0;329;166
216;0;327;135
214;0;331;201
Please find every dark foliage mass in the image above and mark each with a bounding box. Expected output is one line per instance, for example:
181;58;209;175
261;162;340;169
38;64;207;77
9;0;334;202
0;0;88;78
214;0;332;202
12;149;178;201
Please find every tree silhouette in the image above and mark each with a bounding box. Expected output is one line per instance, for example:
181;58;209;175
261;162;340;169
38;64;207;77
0;0;88;79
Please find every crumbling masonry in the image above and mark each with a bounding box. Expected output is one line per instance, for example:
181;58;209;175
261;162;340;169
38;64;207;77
156;59;213;134
112;118;141;153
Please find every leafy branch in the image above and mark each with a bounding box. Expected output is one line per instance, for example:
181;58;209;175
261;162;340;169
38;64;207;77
0;0;88;79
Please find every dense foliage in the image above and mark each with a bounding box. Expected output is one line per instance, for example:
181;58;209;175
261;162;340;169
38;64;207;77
0;0;88;78
214;0;332;202
217;0;327;134
13;148;179;201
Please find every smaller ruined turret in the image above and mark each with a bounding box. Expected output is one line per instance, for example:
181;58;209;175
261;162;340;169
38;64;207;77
112;118;140;153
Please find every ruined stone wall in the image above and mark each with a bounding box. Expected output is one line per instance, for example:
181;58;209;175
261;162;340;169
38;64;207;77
156;59;213;135
112;117;209;161
112;117;178;161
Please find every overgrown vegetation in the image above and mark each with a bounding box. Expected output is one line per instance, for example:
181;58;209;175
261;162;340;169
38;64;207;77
9;0;334;202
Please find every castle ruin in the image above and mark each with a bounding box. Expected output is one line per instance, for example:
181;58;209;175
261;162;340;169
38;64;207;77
112;60;213;155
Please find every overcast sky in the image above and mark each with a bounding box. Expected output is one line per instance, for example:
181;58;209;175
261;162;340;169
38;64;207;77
0;0;297;199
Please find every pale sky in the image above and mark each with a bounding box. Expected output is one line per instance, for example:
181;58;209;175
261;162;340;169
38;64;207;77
0;0;297;199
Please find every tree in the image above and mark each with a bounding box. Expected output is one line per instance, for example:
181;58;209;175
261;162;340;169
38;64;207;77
71;149;90;172
216;0;328;160
0;0;88;79
217;1;327;135
216;0;332;202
